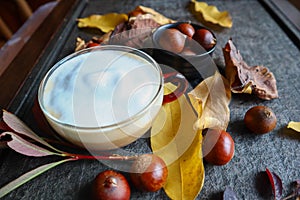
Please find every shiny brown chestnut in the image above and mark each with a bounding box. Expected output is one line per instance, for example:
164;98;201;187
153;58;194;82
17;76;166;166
130;154;168;192
192;29;216;51
93;170;130;200
177;23;195;37
244;105;277;134
202;129;235;166
158;28;186;54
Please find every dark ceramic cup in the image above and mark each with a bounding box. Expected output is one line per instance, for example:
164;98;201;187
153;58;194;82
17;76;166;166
147;22;218;87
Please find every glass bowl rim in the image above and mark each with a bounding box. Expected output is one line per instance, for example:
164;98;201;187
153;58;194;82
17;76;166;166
38;45;164;130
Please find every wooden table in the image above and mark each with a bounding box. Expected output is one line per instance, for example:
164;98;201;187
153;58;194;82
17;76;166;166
1;0;299;199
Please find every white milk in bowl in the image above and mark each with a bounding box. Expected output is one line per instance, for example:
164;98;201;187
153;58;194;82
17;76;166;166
38;46;164;150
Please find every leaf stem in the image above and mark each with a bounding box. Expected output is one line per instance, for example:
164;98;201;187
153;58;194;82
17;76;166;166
0;158;76;198
66;153;138;161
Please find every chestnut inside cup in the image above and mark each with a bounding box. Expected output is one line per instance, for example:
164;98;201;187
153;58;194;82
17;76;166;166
151;22;217;86
38;45;187;151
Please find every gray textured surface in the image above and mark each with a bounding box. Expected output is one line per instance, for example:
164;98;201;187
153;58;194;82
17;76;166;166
0;0;299;199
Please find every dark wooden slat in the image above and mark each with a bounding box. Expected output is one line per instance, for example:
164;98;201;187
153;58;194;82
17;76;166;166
0;0;78;109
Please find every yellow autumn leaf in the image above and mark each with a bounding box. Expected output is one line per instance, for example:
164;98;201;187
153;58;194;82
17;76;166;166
130;5;175;25
190;0;233;28
77;13;128;33
287;121;300;132
151;83;204;200
188;71;231;130
232;82;253;94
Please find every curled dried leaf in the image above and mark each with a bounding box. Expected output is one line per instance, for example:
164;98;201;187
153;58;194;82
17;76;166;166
109;16;160;48
223;39;278;100
266;168;283;200
188;71;231;131
74;31;111;52
190;0;233;28
77;13;128;33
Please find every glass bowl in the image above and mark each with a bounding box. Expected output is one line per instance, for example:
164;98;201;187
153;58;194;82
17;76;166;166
38;45;164;150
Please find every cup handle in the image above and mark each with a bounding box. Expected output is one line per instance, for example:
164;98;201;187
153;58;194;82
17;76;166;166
163;72;188;104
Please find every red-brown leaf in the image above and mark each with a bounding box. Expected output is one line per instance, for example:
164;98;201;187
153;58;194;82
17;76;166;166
2;110;62;153
266;168;283;200
0;132;60;157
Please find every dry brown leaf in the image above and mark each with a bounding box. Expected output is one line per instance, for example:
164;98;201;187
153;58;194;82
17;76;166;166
109;16;160;48
188;71;231;131
287;121;300;132
77;13;128;33
151;83;204;199
223;38;278;100
190;0;232;28
74;31;112;52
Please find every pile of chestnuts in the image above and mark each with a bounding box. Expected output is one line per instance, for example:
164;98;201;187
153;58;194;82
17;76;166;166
156;22;216;56
92;154;168;200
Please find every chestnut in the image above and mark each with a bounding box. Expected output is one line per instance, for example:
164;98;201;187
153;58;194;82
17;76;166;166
158;28;186;53
244;105;277;134
202;129;235;166
93;170;130;200
130;154;168;192
177;23;195;38
192;28;216;51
